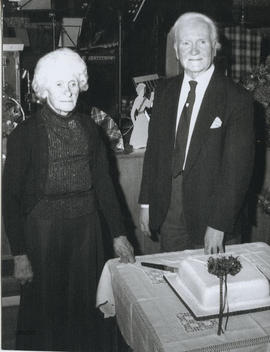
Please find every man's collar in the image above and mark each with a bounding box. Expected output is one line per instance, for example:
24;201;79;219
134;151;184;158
184;65;215;84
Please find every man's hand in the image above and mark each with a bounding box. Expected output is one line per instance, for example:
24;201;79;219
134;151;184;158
204;227;224;254
113;236;135;263
139;207;151;237
14;254;33;285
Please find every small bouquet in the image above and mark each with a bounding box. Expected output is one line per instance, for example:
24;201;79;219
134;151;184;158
208;255;242;335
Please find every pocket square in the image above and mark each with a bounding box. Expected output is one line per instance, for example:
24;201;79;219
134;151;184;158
210;117;222;129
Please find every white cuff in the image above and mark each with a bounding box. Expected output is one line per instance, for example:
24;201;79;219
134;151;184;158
140;204;149;208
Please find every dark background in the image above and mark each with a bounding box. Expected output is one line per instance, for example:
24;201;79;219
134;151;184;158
3;0;270;120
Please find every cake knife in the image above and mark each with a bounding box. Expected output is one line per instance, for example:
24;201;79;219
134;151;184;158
256;265;270;282
141;262;178;273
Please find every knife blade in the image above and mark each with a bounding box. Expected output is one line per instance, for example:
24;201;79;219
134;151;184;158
141;262;178;273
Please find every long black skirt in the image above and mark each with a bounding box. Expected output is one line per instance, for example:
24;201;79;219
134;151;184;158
16;204;105;351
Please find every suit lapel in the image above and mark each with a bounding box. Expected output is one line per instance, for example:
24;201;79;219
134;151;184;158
184;70;226;175
162;75;183;152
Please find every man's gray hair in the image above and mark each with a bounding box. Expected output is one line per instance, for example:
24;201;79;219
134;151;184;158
172;12;221;50
32;47;88;101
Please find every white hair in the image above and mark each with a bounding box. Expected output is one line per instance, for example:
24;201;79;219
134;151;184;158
32;48;88;101
172;12;221;52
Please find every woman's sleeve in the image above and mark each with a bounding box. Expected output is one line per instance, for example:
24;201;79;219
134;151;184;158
92;130;126;238
2;127;29;255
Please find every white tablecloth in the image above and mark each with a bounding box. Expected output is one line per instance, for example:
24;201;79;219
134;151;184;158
96;242;270;352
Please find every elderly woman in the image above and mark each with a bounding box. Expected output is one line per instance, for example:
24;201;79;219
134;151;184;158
3;48;135;351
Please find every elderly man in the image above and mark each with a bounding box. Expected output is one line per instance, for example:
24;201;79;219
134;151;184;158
139;12;254;254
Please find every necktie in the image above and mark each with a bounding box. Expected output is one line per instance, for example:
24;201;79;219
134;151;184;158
172;80;197;177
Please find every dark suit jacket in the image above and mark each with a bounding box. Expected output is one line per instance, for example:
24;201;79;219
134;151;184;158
139;69;255;245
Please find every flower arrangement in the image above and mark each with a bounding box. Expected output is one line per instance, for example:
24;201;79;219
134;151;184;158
242;55;270;148
258;187;270;215
2;94;25;138
242;56;270;216
2;95;25;163
208;255;242;335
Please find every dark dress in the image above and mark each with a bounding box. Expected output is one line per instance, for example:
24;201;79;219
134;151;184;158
3;104;126;351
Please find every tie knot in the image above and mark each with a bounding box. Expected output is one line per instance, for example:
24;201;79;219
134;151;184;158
189;80;197;91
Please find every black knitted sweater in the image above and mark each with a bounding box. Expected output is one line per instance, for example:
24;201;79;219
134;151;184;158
3;104;126;255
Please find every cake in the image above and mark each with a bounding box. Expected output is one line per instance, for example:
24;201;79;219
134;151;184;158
177;254;270;311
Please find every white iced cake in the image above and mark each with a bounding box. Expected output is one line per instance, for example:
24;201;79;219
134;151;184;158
177;255;269;311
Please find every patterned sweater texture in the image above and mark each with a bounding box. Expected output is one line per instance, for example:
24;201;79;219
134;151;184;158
36;106;95;219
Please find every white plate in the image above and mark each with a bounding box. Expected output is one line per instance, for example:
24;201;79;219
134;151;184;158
164;273;270;320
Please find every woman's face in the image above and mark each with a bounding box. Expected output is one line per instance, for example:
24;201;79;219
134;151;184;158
44;68;80;116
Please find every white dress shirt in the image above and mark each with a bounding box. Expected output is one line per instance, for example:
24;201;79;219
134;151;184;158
176;64;215;169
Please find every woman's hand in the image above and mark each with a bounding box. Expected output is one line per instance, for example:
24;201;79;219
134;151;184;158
14;254;33;285
113;236;135;263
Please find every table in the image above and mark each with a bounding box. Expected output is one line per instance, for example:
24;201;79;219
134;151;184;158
96;242;270;352
114;149;160;254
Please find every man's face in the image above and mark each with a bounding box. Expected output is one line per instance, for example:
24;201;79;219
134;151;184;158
44;68;80;116
175;19;217;79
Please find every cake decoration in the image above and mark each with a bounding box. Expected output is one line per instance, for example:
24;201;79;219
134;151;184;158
164;251;270;321
207;255;242;335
